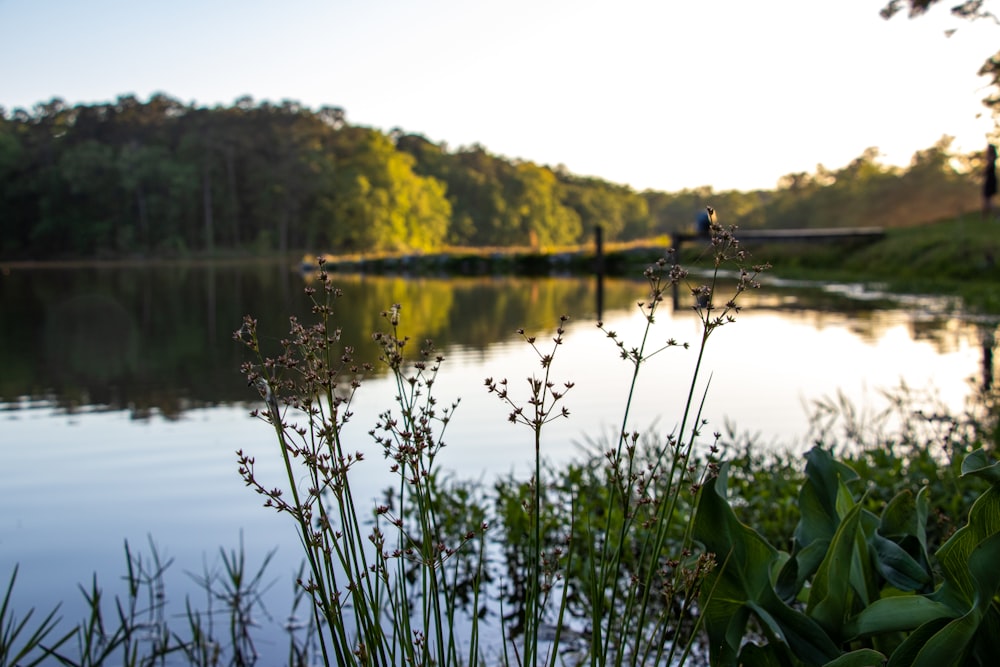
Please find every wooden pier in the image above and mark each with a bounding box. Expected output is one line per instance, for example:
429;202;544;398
672;226;885;246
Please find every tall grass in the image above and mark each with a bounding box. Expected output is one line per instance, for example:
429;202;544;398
0;537;282;667
487;215;769;666
234;210;769;665
235;280;489;666
0;212;770;666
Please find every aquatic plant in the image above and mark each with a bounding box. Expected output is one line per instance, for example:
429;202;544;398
0;536;284;667
696;446;1000;667
235;210;769;665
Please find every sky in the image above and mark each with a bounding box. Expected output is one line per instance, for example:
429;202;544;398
1;0;999;193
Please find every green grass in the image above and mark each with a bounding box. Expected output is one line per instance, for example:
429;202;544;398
729;214;1000;312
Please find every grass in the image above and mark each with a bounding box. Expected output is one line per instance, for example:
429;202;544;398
0;537;292;667
737;213;1000;311
232;218;769;666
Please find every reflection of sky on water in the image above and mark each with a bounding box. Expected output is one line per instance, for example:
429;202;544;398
472;305;980;464
0;276;995;662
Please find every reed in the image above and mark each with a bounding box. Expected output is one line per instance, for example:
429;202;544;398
234;210;768;665
1;212;773;666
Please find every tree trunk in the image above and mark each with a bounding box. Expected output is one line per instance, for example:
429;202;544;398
202;156;214;253
225;146;240;248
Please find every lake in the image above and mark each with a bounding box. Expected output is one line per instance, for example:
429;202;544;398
0;261;995;663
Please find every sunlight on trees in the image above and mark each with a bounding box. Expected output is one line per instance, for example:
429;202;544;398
0;95;986;259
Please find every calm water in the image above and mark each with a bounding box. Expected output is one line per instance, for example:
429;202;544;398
0;263;995;663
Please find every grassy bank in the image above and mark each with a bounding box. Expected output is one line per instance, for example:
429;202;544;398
305;214;1000;310
733;214;1000;312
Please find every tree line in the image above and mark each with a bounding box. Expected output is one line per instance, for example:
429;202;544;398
0;94;985;259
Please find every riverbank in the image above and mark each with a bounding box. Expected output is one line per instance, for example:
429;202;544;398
741;213;1000;312
5;214;998;310
300;215;1000;311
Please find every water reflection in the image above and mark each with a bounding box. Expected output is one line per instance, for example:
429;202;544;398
1;263;998;667
0;264;995;417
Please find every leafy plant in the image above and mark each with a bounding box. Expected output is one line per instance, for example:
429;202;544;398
234;214;770;666
487;213;770;666
236;279;489;666
695;445;1000;666
0;537;289;667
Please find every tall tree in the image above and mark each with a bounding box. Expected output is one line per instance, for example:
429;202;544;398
329;130;451;252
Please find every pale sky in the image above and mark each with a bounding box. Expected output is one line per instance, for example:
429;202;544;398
1;0;998;192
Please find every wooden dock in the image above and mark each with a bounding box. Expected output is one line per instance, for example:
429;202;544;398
673;226;885;246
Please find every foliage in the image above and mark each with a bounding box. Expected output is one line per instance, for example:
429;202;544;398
718;380;999;554
0;538;285;667
7;205;1000;666
236;278;491;666
229;217;770;665
694;443;1000;667
0;94;984;260
487;219;770;666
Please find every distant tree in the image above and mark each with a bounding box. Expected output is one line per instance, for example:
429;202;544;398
760;138;977;228
508;161;582;247
643;186;715;235
0;113;27;254
0;94;985;260
329;130;450;252
559;175;651;241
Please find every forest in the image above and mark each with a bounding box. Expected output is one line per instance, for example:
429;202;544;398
0;93;984;260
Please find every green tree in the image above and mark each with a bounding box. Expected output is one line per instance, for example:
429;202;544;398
0;112;28;254
506;161;582;247
58;139;121;252
559;176;652;241
330;130;451;252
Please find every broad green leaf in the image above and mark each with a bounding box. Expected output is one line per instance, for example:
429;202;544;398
884;617;950;667
934;485;1000;606
747;598;841;667
737;641;794;667
780;448;863;601
807;495;864;639
907;532;1000;667
879;489;914;536
849;506;877;608
869;532;931;592
889;480;1000;667
695;464;777;664
844;595;957;639
960;448;1000;484
872;487;933;593
695;464;839;666
913;486;929;556
879;487;932;567
970;607;1000;661
794;448;857;549
823;648;885;667
776;538;829;602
